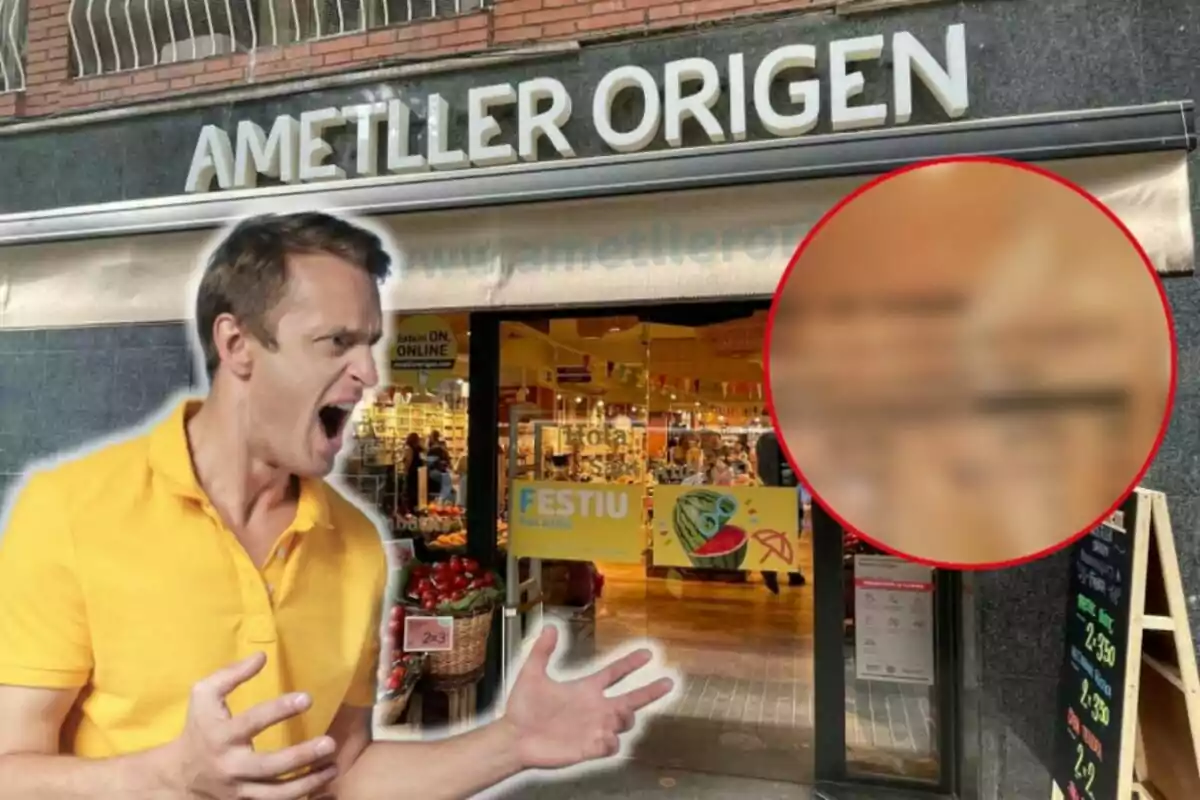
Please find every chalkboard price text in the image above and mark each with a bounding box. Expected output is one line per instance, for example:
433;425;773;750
1053;496;1136;800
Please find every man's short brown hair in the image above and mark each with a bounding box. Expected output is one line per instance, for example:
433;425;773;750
195;212;392;379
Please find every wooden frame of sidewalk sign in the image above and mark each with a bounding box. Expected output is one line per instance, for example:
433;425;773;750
1051;488;1200;800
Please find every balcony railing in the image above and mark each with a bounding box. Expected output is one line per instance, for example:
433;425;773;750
68;0;485;78
0;0;27;92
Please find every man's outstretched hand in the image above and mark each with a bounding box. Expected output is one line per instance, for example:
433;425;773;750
502;625;676;770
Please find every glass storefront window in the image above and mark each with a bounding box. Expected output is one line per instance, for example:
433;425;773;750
341;311;471;527
342;304;950;789
337;312;474;731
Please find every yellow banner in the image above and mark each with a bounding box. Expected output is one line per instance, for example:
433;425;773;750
509;480;646;564
652;485;800;572
390;314;458;388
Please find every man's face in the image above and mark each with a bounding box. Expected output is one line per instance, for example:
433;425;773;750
245;253;383;477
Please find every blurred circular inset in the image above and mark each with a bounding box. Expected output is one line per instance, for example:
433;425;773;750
765;157;1175;569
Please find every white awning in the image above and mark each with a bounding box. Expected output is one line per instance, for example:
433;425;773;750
0;150;1192;329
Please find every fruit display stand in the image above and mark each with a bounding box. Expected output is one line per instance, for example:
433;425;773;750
395;556;504;731
393;503;465;539
426;519;509;554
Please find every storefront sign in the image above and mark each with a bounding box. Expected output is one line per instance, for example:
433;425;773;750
389;314;458;388
185;24;968;193
853;555;935;686
560;425;630;449
652;485;800;572
509;480;645;563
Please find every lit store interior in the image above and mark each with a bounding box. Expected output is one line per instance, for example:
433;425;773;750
347;307;942;786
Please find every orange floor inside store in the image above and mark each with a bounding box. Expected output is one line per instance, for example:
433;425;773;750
590;553;817;784
581;545;939;786
375;544;937;788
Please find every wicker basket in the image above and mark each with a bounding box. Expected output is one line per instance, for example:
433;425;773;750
396;557;503;680
414;603;496;679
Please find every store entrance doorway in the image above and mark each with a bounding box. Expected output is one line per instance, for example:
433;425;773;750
494;301;817;785
352;300;958;794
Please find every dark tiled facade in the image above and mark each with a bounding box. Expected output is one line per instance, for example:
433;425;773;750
966;276;1200;799
0;324;198;503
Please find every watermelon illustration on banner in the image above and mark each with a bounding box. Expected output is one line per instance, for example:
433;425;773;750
652;486;800;572
672;489;743;568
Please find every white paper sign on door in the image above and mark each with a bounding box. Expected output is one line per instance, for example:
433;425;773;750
853;554;935;685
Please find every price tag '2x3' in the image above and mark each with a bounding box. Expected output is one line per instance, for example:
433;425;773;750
403;616;455;652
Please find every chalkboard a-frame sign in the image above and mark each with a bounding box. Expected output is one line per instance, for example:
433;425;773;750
1052;494;1137;800
1050;488;1200;800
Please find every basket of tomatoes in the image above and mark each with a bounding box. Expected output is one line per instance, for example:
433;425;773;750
379;609;428;724
398;555;504;679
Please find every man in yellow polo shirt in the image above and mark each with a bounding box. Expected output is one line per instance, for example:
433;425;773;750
0;212;673;799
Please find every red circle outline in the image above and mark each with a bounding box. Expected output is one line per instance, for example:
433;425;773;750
762;154;1179;571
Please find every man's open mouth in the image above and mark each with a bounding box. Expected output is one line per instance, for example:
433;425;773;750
318;404;354;440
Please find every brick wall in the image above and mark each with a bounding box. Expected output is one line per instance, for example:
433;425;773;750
493;0;827;44
16;0;493;118
0;0;863;121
